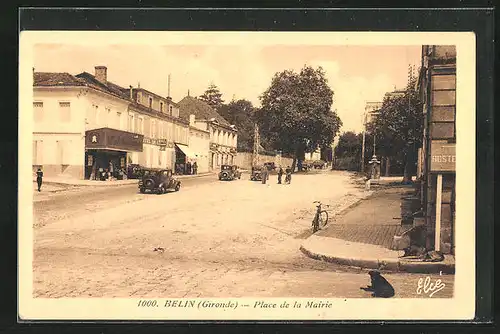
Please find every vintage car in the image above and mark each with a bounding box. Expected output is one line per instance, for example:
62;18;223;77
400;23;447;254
313;160;327;169
218;164;241;181
138;168;181;194
263;162;276;171
250;165;264;181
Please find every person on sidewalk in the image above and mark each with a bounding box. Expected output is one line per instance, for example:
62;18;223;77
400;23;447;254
36;168;43;192
186;161;192;175
277;166;283;184
192;161;198;175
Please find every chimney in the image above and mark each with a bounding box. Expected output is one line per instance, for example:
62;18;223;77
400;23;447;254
189;114;196;126
95;66;107;84
187;89;190;97
129;85;133;100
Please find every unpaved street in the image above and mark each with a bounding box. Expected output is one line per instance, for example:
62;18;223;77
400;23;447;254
33;171;454;298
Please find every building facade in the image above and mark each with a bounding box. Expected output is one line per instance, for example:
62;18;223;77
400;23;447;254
33;66;208;179
417;45;456;255
178;96;238;171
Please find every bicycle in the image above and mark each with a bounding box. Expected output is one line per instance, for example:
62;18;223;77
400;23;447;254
312;201;329;233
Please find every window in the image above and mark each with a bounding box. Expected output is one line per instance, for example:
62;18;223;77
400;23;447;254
151;119;156;138
116;111;122;129
149;97;153;109
33;102;43;123
128;113;134;132
56;140;64;165
32;140;43;165
137;117;144;135
169;105;173;116
160;102;164;112
59;102;71;123
159;121;164;138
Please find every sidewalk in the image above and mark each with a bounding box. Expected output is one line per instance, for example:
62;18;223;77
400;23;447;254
300;185;455;274
33;172;216;189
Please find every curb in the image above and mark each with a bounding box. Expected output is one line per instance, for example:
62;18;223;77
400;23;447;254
299;245;455;274
34;173;216;188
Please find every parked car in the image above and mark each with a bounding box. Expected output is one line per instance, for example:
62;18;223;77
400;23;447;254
250;166;264;181
218;164;240;181
138;168;181;194
263;162;276;171
313;160;327;169
127;164;145;179
232;165;242;179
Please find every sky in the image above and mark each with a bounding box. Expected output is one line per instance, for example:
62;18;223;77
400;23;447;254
34;44;421;133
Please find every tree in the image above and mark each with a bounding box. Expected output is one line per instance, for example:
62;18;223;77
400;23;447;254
334;131;374;171
198;83;224;110
256;66;343;172
368;77;423;183
217;99;257;152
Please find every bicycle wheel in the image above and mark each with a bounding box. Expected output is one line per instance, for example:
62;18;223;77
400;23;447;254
319;210;329;228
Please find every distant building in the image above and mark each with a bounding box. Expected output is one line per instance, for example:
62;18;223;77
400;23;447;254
178;96;238;171
364;101;383;126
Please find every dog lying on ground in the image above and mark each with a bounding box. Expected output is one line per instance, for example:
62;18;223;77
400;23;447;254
360;270;395;298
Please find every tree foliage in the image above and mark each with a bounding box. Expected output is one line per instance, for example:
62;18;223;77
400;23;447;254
256;66;343;169
217;99;257;152
367;77;424;181
198;83;225;110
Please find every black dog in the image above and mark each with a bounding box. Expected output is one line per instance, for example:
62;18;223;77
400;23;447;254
360;270;395;298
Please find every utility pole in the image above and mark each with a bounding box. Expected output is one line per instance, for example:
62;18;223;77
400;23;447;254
360;112;366;173
253;123;260;167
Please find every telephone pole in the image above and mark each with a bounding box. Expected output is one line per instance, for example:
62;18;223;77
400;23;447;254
253;123;260;167
360;113;366;173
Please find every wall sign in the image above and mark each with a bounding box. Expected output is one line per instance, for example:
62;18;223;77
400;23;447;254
85;128;144;152
430;141;456;172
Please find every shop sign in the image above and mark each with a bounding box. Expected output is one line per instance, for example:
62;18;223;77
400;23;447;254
143;138;169;146
86;128;144;152
430;141;455;172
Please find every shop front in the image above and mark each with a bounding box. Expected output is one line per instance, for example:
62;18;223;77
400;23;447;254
175;143;203;175
85;128;143;180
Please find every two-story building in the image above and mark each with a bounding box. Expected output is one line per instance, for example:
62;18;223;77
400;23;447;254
33;66;203;180
178;96;238;171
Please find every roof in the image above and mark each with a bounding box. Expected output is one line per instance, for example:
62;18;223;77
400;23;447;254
75;72;129;100
130;88;180;108
34;72;87;87
177;96;231;127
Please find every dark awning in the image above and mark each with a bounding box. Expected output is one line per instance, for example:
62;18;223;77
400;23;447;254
85;128;143;152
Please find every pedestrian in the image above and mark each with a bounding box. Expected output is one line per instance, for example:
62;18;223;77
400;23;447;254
285;166;292;184
261;166;268;184
277;166;283;184
36;168;43;192
186;161;192;175
192;161;198;175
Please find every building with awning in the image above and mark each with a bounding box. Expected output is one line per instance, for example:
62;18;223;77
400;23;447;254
178;96;238;171
84;127;144;180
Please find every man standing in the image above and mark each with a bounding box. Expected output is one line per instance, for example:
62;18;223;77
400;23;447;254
261;166;268;184
277;166;283;184
192;161;198;175
186;161;192;175
36;168;43;192
285;166;292;184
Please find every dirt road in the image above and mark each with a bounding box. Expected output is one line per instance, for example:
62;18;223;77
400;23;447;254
33;171;454;298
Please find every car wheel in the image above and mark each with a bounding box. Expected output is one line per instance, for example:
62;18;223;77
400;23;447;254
175;183;180;191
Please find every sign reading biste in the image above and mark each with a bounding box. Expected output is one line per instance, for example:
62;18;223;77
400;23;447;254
430;142;456;173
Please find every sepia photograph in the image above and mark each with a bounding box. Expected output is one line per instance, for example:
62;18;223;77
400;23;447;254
18;31;476;320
